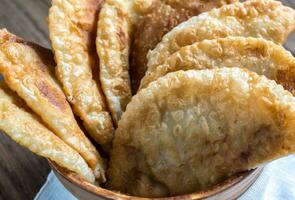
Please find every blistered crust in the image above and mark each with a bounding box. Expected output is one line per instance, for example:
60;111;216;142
96;0;152;124
0;82;95;183
49;0;114;150
129;0;236;93
0;30;105;182
147;0;295;72
141;37;295;93
108;68;295;197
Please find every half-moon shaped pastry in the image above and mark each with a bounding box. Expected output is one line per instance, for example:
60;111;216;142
0;29;105;182
0;82;95;183
49;0;114;150
146;0;295;73
108;68;295;197
129;0;236;93
96;0;153;124
140;37;295;94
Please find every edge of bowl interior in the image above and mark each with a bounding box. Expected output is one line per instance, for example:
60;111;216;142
49;161;264;200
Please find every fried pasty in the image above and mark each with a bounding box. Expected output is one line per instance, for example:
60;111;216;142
49;0;114;150
141;37;295;93
0;82;95;183
129;0;236;93
108;68;295;197
147;0;295;73
96;0;153;124
0;29;105;182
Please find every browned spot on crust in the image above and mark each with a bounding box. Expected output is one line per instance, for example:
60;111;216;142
35;80;66;110
117;26;127;46
276;68;295;95
0;29;23;44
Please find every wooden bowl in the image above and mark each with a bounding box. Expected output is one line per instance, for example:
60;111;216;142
49;161;263;200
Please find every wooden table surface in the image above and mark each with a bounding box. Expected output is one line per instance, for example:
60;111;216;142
0;1;51;200
0;0;294;200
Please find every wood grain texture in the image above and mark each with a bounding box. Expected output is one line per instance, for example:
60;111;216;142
0;0;51;200
0;0;294;200
0;0;50;48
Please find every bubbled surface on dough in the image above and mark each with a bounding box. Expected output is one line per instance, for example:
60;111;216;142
108;68;295;197
96;0;152;124
49;0;114;151
0;82;95;183
0;29;105;182
141;37;295;94
147;0;295;73
129;0;236;93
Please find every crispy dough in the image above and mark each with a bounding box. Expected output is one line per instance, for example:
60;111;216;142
108;68;295;197
48;0;114;150
0;29;105;182
0;82;95;183
141;37;295;93
96;0;153;124
146;0;295;73
129;0;236;93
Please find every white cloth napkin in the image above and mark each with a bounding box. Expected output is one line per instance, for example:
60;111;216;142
35;155;295;200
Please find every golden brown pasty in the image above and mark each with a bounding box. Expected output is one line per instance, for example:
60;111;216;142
147;0;295;73
108;68;295;197
49;0;114;151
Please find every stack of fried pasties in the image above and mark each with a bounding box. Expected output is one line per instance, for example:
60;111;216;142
0;0;295;198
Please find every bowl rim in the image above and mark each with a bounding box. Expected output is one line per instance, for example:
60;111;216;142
49;160;263;199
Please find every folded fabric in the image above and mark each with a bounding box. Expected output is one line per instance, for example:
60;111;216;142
35;155;295;200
